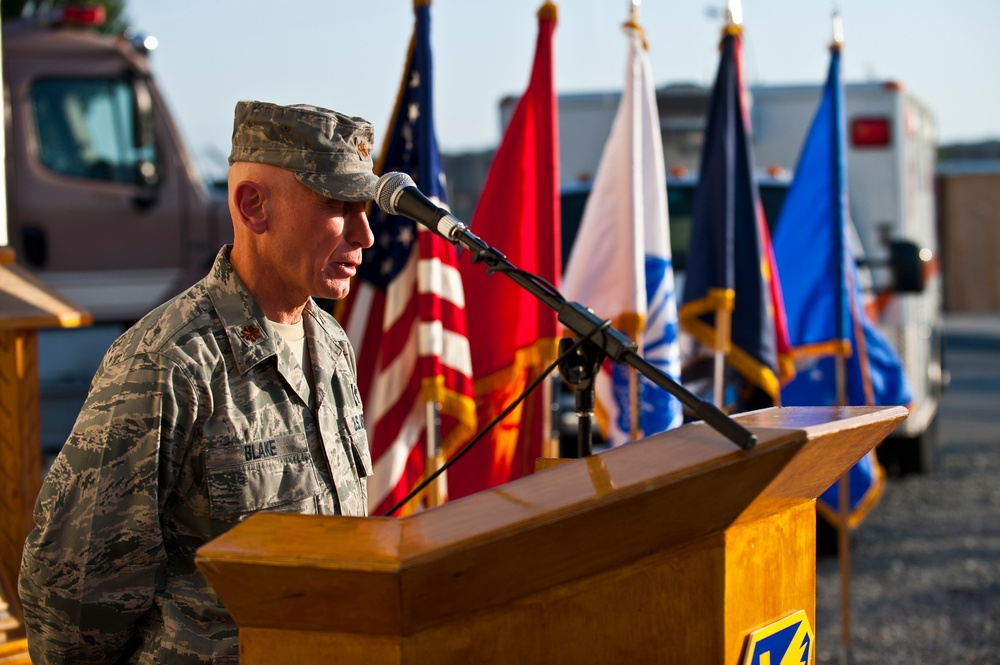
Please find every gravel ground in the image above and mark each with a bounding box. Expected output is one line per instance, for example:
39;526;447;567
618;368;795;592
814;315;1000;664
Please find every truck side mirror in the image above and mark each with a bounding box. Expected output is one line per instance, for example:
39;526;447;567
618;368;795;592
889;239;928;293
128;73;160;209
21;226;48;268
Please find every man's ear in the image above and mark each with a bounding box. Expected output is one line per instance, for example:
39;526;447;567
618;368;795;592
232;180;269;234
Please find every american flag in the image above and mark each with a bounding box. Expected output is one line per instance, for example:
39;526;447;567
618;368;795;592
338;1;475;515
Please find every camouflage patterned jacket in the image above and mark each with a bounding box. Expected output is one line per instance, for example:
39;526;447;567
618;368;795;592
19;247;372;664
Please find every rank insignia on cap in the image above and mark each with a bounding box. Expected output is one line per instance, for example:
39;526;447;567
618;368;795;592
357;139;370;158
240;324;263;343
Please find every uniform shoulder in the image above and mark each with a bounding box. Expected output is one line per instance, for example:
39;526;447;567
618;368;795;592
103;281;219;368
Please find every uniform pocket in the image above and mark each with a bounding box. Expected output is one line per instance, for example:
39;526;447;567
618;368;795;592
206;433;321;516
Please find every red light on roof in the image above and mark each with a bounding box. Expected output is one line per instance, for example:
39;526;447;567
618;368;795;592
56;5;107;27
669;164;689;178
851;117;891;148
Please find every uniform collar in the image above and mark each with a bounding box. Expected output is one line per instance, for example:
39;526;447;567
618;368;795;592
206;246;279;375
206;246;348;385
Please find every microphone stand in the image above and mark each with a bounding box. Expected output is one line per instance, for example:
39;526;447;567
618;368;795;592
445;223;758;454
557;336;602;458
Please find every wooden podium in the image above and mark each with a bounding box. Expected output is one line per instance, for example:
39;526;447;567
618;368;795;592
197;406;906;664
0;246;90;656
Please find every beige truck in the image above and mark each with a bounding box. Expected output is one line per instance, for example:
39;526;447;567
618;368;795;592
2;9;231;449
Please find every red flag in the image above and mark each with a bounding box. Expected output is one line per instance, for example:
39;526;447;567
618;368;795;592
338;1;476;515
448;2;561;500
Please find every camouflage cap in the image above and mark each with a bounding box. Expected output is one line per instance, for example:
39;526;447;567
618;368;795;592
228;100;378;202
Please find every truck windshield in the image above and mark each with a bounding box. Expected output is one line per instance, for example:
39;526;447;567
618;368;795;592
31;78;157;184
560;181;789;270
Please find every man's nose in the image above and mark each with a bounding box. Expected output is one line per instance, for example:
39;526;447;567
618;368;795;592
349;208;375;249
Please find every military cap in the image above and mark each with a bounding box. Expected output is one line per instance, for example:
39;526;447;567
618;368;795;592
228;100;378;202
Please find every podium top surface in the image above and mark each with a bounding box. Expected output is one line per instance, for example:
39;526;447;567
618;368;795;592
196;406;906;635
0;251;90;330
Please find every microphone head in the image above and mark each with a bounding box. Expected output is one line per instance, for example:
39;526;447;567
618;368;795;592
374;171;416;216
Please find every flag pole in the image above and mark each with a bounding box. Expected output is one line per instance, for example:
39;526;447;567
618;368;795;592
627;0;644;439
835;351;852;665
713;302;732;407
415;0;443;510
709;1;742;409
425;400;444;507
829;7;853;663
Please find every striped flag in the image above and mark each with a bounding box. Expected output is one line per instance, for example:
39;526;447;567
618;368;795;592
773;41;912;527
448;2;560;499
338;0;475;515
561;16;682;445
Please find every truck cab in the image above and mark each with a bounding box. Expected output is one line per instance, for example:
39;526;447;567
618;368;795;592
2;9;232;448
3;11;230;321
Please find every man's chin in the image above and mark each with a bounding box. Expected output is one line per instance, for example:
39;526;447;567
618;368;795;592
315;282;351;303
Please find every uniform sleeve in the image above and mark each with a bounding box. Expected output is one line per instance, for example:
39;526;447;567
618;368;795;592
18;352;197;664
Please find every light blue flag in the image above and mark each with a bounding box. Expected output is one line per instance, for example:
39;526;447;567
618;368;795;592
772;44;912;528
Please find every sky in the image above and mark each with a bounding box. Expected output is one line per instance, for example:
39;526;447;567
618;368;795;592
125;0;996;181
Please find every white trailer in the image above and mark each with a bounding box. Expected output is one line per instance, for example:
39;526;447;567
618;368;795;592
544;80;943;473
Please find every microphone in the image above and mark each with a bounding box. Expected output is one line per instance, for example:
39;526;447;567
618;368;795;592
374;172;468;242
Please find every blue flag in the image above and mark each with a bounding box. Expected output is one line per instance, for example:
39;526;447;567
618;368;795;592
772;44;912;528
679;26;791;411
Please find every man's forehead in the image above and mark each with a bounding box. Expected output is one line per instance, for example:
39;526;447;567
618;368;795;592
300;182;368;211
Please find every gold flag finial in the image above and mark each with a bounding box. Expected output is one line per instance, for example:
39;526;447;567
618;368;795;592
538;1;557;22
723;0;743;36
623;0;648;50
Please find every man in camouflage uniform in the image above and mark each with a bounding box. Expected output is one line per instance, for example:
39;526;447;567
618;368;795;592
19;101;377;664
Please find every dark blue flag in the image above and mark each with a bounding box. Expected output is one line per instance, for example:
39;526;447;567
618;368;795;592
679;26;791;411
772;44;912;527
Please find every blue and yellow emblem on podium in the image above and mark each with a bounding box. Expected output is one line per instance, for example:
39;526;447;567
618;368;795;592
742;610;814;665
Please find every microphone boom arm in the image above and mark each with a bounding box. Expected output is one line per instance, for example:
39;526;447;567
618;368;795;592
446;220;757;451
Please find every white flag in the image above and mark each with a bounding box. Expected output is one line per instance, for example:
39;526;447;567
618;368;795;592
561;23;682;445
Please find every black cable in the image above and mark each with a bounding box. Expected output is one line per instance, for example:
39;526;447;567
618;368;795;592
382;318;613;517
